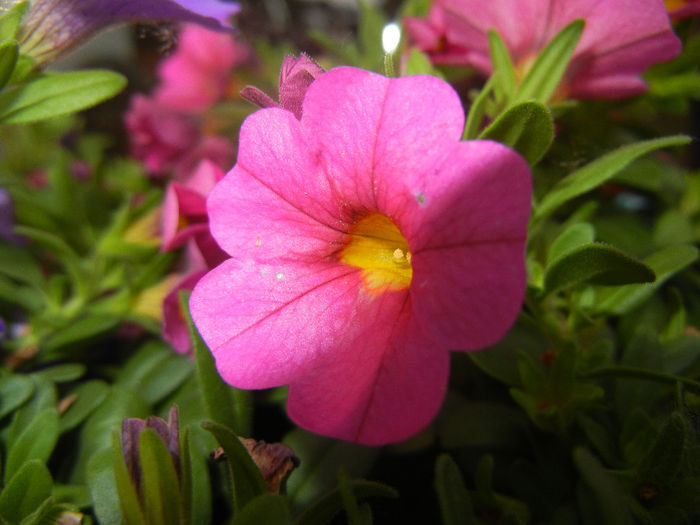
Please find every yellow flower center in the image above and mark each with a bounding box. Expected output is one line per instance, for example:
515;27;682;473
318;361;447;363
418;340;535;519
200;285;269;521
340;213;412;293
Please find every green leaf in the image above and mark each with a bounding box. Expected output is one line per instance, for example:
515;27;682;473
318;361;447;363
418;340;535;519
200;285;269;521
515;19;584;103
138;354;193;406
233;494;290;525
0;242;44;286
544;243;655;294
4;407;59;484
358;0;386;72
0;1;28;41
593;245;698;315
284;428;378;513
201;420;267;512
637;412;686;488
547;223;595;266
0;69;127;124
434;455;477;525
59;380;110;434
86;447;128;525
0;373;35;419
0;39;18;90
488;29;515;104
534;135;691;223
338;468;371;525
463;76;495;139
8;375;57;443
294;480;397;525
479;100;553;164
44;313;120;352
182;293;249;434
0;460;53;524
138;428;183;525
35;363;86;383
403;48;442;77
109;432;145;525
573;447;636;525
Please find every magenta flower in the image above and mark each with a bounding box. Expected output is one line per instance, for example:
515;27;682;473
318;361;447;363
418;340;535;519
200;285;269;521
16;0;240;64
666;0;700;18
405;0;682;99
124;95;235;178
154;24;251;112
241;54;324;119
190;67;532;445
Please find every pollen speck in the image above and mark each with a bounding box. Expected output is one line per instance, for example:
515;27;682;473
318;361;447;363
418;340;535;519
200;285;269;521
276;272;284;280
255;237;261;247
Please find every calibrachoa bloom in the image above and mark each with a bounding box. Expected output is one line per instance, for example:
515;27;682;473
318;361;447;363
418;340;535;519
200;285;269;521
14;0;239;64
405;0;682;99
190;67;532;445
154;24;251;113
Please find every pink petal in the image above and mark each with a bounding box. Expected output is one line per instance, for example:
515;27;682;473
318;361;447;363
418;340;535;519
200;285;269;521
401;141;531;350
287;301;448;445
163;271;207;354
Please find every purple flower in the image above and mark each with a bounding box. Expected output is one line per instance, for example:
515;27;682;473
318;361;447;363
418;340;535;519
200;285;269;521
15;0;240;64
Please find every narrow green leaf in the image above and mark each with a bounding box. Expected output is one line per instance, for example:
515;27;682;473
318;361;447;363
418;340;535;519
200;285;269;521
0;241;44;285
0;460;52;524
534;135;691;223
179;428;194;525
515;19;584;103
35;363;86;383
138;428;183;525
403;48;443;77
479;100;553;164
547;223;595;266
109;433;145;525
8;375;57;443
182;293;249;434
59;380;110;434
544;243;655;294
488;29;515;103
201;420;267;512
358;0;387;72
86;448;125;525
0;374;35;419
294;480;397;525
0;69;127;124
593;244;698;315
233;494;290;525
0;1;28;41
637;412;686;487
573;447;635;525
44;314;120;351
0;39;18;90
463;76;495;139
5;407;59;483
338;468;371;525
434;455;477;525
139;354;193;405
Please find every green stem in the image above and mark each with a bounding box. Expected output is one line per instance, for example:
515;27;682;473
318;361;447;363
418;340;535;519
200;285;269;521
583;366;700;391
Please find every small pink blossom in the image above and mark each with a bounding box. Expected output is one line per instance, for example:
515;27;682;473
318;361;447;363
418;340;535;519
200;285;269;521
190;67;532;445
163;270;207;354
124;95;235;178
241;54;324;119
155;24;251;112
405;0;682;99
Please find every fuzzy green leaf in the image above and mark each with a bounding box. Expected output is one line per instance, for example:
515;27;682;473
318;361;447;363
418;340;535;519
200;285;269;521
593;244;698;315
534;135;691;223
109;432;145;525
4;407;59;483
515;19;584;103
86;447;129;525
294;479;397;525
138;428;183;525
0;1;28;41
0;460;52;524
233;494;290;525
463;76;494;139
547;223;595;266
544;243;655;294
488;29;515;103
434;455;477;525
59;380;109;434
0;373;35;419
479;100;553;164
0;69;126;124
0;39;18;90
202;420;267;512
35;363;86;383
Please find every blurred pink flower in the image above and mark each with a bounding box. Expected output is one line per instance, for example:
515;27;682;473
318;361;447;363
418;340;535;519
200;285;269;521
405;0;682;99
241;54;324;119
190;67;532;445
155;24;251;112
163;270;207;354
665;0;700;18
124;95;235;178
16;0;240;64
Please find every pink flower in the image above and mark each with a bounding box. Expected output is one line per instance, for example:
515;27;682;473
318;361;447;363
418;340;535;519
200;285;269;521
241;54;324;119
190;67;532;445
155;24;251;112
163;270;207;354
124;95;235;178
162;160;228;267
405;0;682;99
665;0;700;18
